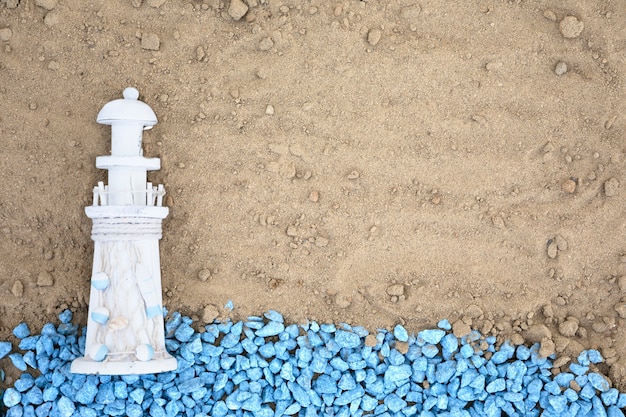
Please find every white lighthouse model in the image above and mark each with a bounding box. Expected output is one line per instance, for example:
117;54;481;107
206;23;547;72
71;87;177;375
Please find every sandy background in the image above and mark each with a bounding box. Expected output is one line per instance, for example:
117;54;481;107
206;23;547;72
1;0;625;388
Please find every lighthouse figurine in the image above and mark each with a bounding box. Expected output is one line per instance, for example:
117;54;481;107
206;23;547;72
71;87;177;375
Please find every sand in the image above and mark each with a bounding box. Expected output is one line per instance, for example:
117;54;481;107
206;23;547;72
0;0;625;387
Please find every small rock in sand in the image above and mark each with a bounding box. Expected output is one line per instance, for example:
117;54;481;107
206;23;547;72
141;33;160;51
543;10;557;21
617;276;626;292
539;337;556;358
309;190;319;203
11;280;23;297
0;28;12;42
604;177;619;197
452;320;472;338
147;0;166;7
364;334;378;347
35;0;58;10
559;15;584;39
202;304;219;323
386;283;405;297
259;37;274;51
367;29;381;46
228;0;249;21
37;271;54;287
555;235;568;251
547;240;558;259
555;61;568;75
198;268;212;282
523;324;552;344
558;317;579;337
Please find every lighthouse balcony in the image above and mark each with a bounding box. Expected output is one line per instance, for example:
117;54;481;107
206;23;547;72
91;181;166;207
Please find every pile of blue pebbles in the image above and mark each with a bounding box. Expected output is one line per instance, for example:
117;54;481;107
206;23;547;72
1;308;625;417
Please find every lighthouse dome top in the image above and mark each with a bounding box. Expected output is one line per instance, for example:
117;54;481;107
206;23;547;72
96;87;157;127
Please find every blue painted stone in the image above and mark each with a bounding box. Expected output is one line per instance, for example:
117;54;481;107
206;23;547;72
3;388;22;407
58;310;73;324
418;329;445;345
334;330;360;349
57;396;76;417
393;325;408;342
589;373;610;392
9;353;27;371
13;323;30;339
256;321;285;338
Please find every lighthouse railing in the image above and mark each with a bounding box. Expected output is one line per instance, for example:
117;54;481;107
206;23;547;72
91;182;166;207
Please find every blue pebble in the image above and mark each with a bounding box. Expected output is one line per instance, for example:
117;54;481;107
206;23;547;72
570;363;589;376
393;325;409;342
587;349;603;364
224;300;234;310
24;386;43;405
256;321;285;338
588;372;610;392
385;393;407;413
418;329;445;345
460;344;474;358
334;330;361;349
9;353;27;371
578;351;591;366
438;319;452;330
58;310;73;324
174;323;195;342
264;310;284;323
485;378;505;393
75;381;98;405
57;396;76;417
3;388;21;407
0;341;13;360
13;323;30;339
441;333;458;354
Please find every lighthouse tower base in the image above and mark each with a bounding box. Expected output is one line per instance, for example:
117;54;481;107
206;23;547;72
71;205;177;375
71;355;177;376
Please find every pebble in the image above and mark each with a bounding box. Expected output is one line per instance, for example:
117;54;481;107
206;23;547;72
11;280;23;297
367;29;381;46
452;320;471;338
44;11;61;27
202;304;219;323
604;177;619;197
35;0;58;10
265;104;275;115
37;271;54;287
309;190;319;202
543;9;557;21
555;235;568;251
547;239;558;259
198;268;212;282
386;283;404;297
559;318;579;337
147;0;166;7
0;28;12;42
618;276;626;292
259;37;274;51
559;15;584;38
12;323;30;339
141;33;160;51
228;0;249;21
0;341;12;359
485;61;503;71
555;61;568;75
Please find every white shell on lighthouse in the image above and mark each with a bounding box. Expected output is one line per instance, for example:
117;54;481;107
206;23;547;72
71;88;177;375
